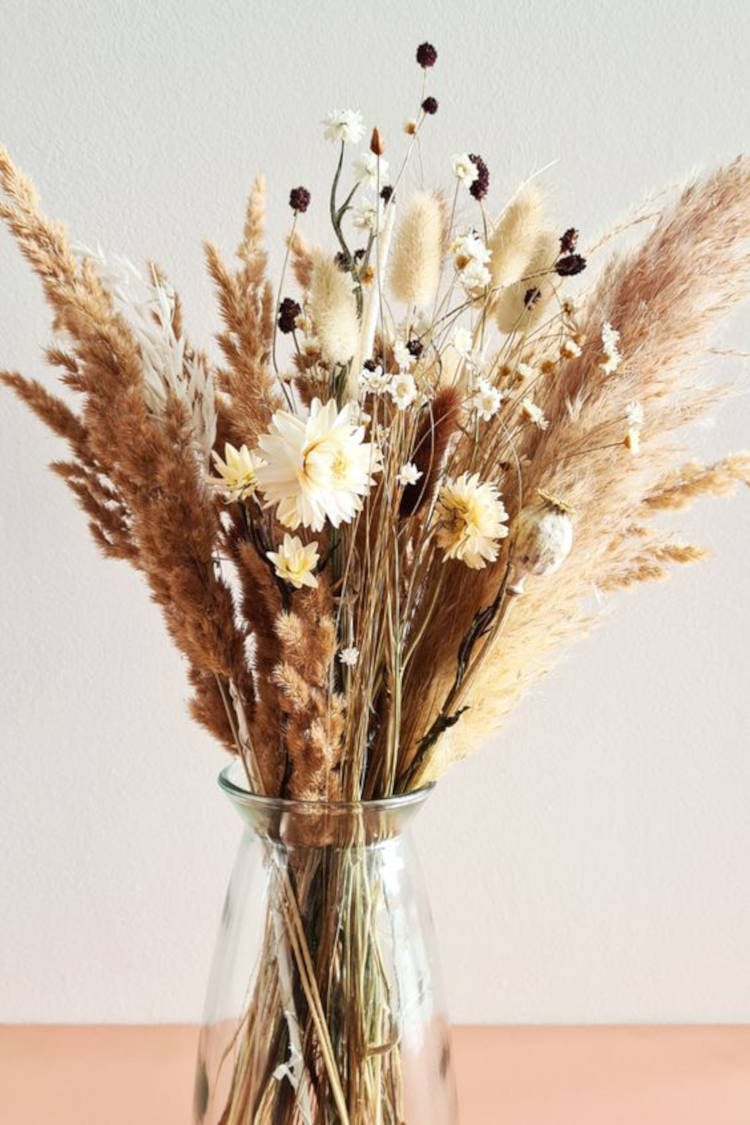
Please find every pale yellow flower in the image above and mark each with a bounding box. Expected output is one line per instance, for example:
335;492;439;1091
435;472;509;569
266;534;319;589
211;443;263;500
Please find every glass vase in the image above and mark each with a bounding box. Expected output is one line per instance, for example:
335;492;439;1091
194;761;458;1124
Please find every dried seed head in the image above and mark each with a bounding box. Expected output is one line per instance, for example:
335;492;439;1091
416;41;438;68
370;127;385;156
380;184;394;203
421;96;439;115
468;153;489;201
510;492;574;592
555;253;587;277
289;186;311;213
559;227;579;254
277;297;301;334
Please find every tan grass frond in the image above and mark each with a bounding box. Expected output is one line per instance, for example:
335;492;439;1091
308;252;359;366
388;191;444;308
488;184;545;290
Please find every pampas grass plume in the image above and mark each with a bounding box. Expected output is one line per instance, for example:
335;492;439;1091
489;184;545;290
494;228;559;334
308;252;359;365
388;191;444;308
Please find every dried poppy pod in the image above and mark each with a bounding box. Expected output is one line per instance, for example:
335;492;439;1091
509;491;574;594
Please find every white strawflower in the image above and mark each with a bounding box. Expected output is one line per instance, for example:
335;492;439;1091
323;109;365;145
359;364;390;394
510;494;573;593
460;259;492;296
353;152;389;189
451;153;479;187
389;372;418;410
601;321;622;375
212;443;264;501
436;472;509;569
398;461;422;486
521;397;549;429
339;646;360;667
256;398;381;531
266;534;319;590
393;337;415;371
451;229;491;269
474;378;503;422
352;197;381;231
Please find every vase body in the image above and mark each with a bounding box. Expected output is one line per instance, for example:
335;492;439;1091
194;762;457;1124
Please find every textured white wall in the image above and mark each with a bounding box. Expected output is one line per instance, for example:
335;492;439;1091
1;0;748;1024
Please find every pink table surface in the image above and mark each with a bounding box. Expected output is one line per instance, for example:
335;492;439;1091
1;1025;749;1123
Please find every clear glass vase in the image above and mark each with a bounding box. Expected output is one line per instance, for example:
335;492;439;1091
194;761;458;1125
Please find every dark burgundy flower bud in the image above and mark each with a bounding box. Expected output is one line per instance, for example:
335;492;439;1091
363;358;378;372
277;297;301;334
555;253;587;277
559;227;579;254
421;96;438;115
524;287;542;309
468;153;489;201
380;184;394;203
416;42;438;68
406;338;424;359
288;186;311;214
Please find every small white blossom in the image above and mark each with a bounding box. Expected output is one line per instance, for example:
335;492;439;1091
397;461;422;487
323;109;365;145
352;152;389;189
451;229;491;268
352;197;381;231
393;338;415;371
452;326;475;362
474;378;503;422
359;364;390;394
389;372;418;410
600;321;622;375
460;259;492;295
339;646;360;667
561;337;582;359
451;153;479;186
267;535;320;590
521;397;549;429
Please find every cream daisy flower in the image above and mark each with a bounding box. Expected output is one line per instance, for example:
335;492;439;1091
256;398;381;531
393;338;415;371
436;472;509;569
323;109;365;145
474;378;503;422
266;535;319;589
359;364;390;394
451;230;491;270
352;197;381;231
451;153;479;186
389;372;418;410
352;152;389;189
338;646;360;667
460;259;491;295
211;443;263;500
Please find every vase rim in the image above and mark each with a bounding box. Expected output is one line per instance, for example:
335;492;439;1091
218;760;435;814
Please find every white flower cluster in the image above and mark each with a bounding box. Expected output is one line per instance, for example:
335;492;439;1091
451;228;492;296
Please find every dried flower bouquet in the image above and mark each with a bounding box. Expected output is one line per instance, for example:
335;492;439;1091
2;39;749;1125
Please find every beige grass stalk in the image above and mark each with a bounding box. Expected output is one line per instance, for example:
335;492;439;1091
488;184;545;290
308;251;359;366
420;157;750;779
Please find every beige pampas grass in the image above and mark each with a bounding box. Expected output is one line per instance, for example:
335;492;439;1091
308;251;359;365
488;184;545;290
388;191;444;308
494;228;559;333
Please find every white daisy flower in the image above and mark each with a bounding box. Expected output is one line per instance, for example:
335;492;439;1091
451;229;491;269
323;109;365;145
256;398;382;531
352;152;389;190
338;646;360;667
266;534;320;589
451;153;479;186
436;472;509;569
359;364;390;394
460;259;492;296
560;337;582;359
393;338;415;371
352;197;381;231
474;378;503;422
397;461;422;487
389;372;418;410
